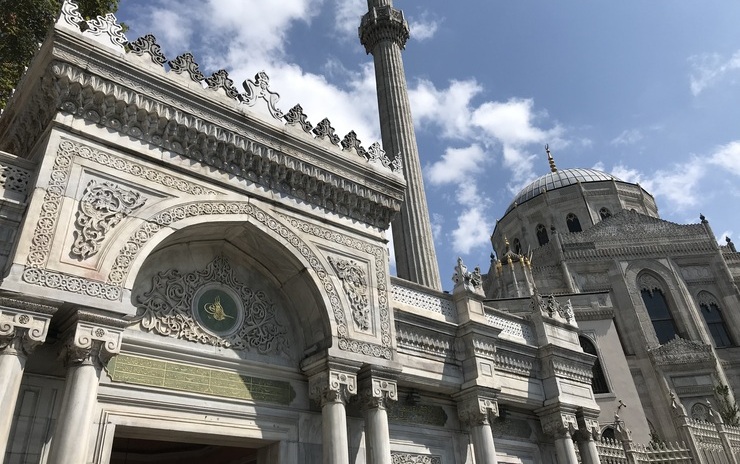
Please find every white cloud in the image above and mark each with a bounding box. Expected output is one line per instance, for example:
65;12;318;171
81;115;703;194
451;207;493;254
611;129;643;146
410;78;482;139
333;0;365;40
689;50;740;96
431;213;444;240
409;15;440;41
708;140;740;177
426;144;486;185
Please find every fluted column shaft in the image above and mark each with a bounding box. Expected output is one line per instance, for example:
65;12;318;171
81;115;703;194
360;1;442;290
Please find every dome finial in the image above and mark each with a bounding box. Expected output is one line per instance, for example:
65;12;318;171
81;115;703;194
546;144;557;172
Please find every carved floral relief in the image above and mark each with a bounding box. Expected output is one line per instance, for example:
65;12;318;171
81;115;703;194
328;256;371;331
71;180;147;259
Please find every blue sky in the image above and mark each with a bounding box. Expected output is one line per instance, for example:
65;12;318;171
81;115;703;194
116;1;740;290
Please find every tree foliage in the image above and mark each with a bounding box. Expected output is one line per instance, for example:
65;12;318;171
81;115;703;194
715;383;740;426
0;0;121;110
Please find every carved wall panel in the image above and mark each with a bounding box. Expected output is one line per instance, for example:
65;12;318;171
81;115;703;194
328;256;371;332
132;256;290;356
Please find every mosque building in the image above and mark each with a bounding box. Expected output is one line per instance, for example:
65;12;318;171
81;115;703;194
0;1;739;463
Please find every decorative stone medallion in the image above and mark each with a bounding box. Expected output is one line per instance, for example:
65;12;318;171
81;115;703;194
192;284;244;336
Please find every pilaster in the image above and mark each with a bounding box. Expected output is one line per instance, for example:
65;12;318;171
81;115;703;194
47;310;125;464
538;409;579;464
575;410;602;464
359;367;398;464
308;368;358;464
0;299;57;459
455;388;499;464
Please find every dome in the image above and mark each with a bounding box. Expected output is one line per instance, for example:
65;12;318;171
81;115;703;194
507;168;621;213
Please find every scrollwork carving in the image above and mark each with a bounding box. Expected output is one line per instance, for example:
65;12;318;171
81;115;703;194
57;0;83;30
205;69;240;100
452;257;483;295
283;104;313;133
168;53;205;82
127;34;167;66
132;256;290;355
540;412;578;438
71;180;147;259
0;308;54;355
83;13;127;50
328;256;371;331
312;118;340;145
62;319;123;366
361;378;398;410
341;131;368;159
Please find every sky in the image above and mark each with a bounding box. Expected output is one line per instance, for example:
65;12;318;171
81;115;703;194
115;1;740;290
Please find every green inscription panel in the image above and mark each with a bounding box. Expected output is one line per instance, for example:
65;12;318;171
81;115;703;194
106;354;295;405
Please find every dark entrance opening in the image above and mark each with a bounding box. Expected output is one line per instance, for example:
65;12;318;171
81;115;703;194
110;428;268;464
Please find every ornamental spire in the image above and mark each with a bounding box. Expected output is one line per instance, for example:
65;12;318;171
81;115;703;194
546;144;557;172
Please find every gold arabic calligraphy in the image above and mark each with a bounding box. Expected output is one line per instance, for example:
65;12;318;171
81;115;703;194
204;295;234;321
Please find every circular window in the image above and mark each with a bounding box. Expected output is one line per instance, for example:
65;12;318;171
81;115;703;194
192;284;244;337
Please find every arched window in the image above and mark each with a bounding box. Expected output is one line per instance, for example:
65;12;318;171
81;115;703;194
639;274;678;344
599;207;612;220
698;292;732;348
601;427;616;441
566;213;582;233
536;224;549;246
512;238;522;255
579;336;609;394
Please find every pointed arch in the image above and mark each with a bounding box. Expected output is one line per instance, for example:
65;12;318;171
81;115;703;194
566;213;582;233
697;291;732;347
579;335;609;394
638;273;679;344
536;224;549;246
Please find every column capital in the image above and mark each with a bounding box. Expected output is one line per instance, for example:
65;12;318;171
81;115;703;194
360;377;398;410
455;390;499;427
309;369;358;406
539;411;579;439
60;311;124;367
0;300;57;356
359;5;409;54
575;413;601;442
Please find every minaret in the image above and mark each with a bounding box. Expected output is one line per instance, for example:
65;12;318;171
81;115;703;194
359;0;442;290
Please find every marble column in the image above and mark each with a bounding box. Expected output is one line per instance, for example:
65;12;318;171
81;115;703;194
457;392;499;464
575;415;602;464
309;369;357;464
47;315;123;464
0;302;55;458
360;376;397;464
541;413;579;464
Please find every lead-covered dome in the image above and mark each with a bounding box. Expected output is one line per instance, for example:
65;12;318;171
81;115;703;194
507;168;620;213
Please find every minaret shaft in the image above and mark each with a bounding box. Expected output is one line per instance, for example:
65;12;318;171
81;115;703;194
360;1;442;290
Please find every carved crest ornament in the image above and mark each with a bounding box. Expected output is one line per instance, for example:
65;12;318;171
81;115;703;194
328;256;371;331
71;180;147;259
132;256;290;355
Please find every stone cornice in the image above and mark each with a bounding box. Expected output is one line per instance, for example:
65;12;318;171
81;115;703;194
0;25;405;229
